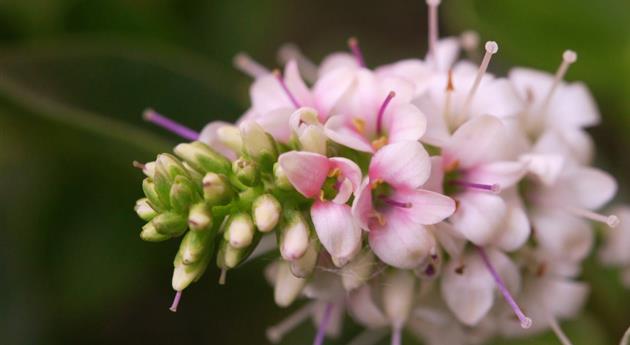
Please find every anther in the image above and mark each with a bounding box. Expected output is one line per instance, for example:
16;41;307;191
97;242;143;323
348;37;366;68
273;70;301;108
233;52;270;78
143;109;199;141
566;207;619;228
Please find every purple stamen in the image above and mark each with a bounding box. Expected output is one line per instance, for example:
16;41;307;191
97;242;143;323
169;290;182;312
452;180;501;193
391;326;402;345
382;197;412;209
476;246;532;329
273;70;301;108
313;303;334;345
376;91;396;136
143;109;199;141
348;37;366;68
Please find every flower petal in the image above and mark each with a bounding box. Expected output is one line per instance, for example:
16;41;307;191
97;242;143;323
450;192;507;245
531;209;593;263
311;201;362;267
369;141;431;189
352;178;373;231
368;209;436;268
391;188;456;225
347;285;388;328
278;151;330;198
329;157;363;191
324;115;374;153
255;107;294;142
313;67;356;118
284;60;313;107
384;103;427;144
464;161;528;189
443;115;508;168
199;121;238;160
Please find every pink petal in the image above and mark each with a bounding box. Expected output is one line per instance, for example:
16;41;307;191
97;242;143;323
284;60;313;107
443;115;508;169
369;141;431;189
376;59;434;95
423;156;445;193
351;179;373;231
198;121;238;160
332;178;354;204
555;167;617;210
311;201;362;267
449;192;507;245
534;128;594;166
531;209;593;263
278;151;330;198
428;37;460;72
329;157;362;190
391;188;456;225
347;285;388;328
250;75;292;115
324;115;374;153
313;67;356;117
255;107;294;143
384;103;427;144
318;53;359;76
494;200;530;252
368;208;436;268
464;161;527;190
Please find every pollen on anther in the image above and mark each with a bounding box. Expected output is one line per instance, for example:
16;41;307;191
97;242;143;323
563;50;577;64
485;41;499;54
607;215;620;228
425;0;441;5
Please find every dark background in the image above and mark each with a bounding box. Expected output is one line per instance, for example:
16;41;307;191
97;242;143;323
1;0;629;344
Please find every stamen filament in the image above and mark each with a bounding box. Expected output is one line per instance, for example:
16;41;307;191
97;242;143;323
313;303;334;345
382;197;412;208
539;50;577;114
458;41;498;125
233;52;270;78
348;37;367;68
143;109;199;140
267;302;316;344
278;43;318;83
218;268;228;285
346;329;388;345
169;290;182;312
546;313;573;345
391;326;402;345
376;91;396;136
426;0;441;68
476;246;532;329
565;206;619;228
132;161;145;170
273;70;301;108
452;180;501;193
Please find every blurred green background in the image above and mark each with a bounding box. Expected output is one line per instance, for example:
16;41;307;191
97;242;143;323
1;0;628;344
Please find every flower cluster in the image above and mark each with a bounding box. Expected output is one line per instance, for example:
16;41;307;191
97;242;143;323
133;1;628;344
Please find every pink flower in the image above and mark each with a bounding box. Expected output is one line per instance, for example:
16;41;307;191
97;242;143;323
352;141;455;268
278;151;363;266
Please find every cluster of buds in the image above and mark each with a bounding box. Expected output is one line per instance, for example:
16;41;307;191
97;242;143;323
133;1;630;344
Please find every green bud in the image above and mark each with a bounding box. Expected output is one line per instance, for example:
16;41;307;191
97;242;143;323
224;213;255;249
135;198;157;221
152;212;187;236
216;241;244;270
240;121;277;160
252;194;281;232
172;251;211;291
174;141;231;175
273;163;292;190
179;225;215;265
188;202;213;231
202;173;232;205
232;157;259;186
157;153;188;180
142;178;165;212
140;222;170;242
170;175;200;214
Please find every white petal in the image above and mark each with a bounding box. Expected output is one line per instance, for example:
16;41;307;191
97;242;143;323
311;201;362;267
450;192;507;245
369;141;431;189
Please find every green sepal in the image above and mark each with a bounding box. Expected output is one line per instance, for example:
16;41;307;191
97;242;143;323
174;141;231;175
140;222;170;242
152;212;187;236
170;175;201;214
178;222;216;265
142;178;166;212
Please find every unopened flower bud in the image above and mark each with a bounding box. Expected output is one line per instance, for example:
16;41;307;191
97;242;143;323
169;175;200;214
140;161;156;178
172;251;211;291
202;173;232;205
253;194;281;232
217;240;247;270
142;178;166;211
174;141;231;175
280;212;310;261
179;225;214;265
290;239;318;278
151;212;187;236
273;163;292;190
188;203;213;231
225;213;255;249
140;222;170;242
298;125;327;155
274;261;307;307
156;153;188;180
216;125;243;153
383;270;416;329
232;157;259;186
341;251;375;291
135;198;157;221
240;121;277;160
